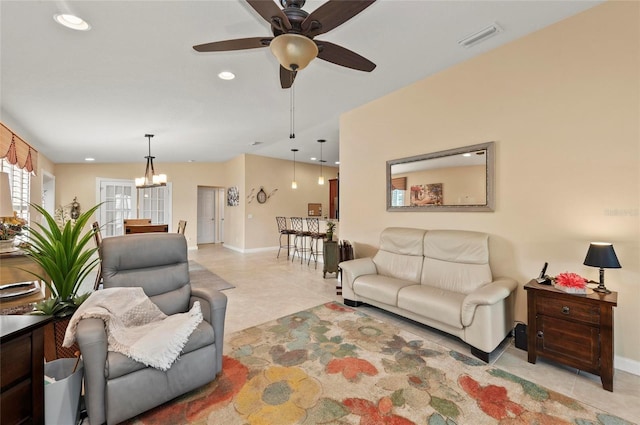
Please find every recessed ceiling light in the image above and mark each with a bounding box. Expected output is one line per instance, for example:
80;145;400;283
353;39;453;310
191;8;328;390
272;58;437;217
85;157;95;161
463;153;472;157
310;157;317;161
53;13;91;31
218;71;235;80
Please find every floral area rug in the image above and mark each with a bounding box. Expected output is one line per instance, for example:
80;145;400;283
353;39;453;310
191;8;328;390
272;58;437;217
125;302;634;425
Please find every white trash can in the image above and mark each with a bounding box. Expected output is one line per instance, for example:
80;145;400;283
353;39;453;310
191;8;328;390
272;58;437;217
45;358;84;425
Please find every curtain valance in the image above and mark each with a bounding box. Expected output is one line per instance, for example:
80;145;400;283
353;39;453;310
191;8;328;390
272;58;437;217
391;177;407;191
1;123;38;174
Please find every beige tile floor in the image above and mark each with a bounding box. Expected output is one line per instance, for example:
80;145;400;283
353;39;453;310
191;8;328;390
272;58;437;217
190;243;640;424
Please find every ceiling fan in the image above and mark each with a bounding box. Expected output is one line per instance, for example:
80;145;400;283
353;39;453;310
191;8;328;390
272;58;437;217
193;0;377;89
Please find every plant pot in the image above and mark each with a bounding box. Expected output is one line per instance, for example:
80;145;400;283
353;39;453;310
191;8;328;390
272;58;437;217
44;316;80;360
0;238;15;252
326;232;333;242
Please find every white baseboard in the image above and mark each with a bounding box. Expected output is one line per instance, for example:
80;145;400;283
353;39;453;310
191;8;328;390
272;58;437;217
616;355;640;376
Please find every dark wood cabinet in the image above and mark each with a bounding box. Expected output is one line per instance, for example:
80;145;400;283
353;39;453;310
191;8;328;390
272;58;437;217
525;280;617;391
1;315;53;424
329;178;339;219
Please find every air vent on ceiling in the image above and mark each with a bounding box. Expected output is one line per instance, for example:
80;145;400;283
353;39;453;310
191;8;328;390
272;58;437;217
458;23;503;48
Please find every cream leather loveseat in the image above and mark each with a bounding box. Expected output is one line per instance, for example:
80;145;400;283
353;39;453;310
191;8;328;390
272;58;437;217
339;227;517;361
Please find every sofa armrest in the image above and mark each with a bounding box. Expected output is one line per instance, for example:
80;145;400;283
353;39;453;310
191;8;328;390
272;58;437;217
461;278;517;326
77;318;108;425
190;284;228;374
339;258;377;289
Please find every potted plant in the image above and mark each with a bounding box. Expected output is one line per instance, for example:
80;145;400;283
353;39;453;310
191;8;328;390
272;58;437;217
21;203;101;358
325;221;336;241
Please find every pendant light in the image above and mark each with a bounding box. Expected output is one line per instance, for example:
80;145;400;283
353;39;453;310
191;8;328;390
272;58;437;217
135;134;167;189
317;139;326;185
291;148;298;189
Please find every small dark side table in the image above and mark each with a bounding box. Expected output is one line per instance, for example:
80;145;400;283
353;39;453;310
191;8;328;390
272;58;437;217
524;280;617;391
1;314;53;424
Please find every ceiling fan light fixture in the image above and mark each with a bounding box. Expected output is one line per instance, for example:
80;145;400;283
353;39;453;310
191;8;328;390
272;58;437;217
270;33;318;71
53;13;91;31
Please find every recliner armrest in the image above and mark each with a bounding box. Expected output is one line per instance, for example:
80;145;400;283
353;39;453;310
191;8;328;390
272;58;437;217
461;278;517;326
190;284;228;324
77;317;108;425
190;284;228;374
339;258;377;289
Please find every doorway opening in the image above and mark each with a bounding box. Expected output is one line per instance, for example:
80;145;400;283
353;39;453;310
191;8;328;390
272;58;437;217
197;186;225;245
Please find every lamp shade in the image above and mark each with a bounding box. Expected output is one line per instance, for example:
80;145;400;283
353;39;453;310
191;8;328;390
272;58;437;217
0;172;14;217
583;242;621;269
270;34;318;71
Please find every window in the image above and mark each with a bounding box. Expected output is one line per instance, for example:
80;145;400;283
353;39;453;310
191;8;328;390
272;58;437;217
1;159;30;221
391;189;405;207
98;179;136;237
97;179;172;236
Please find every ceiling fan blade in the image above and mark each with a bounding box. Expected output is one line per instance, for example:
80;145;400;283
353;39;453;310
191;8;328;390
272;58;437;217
247;0;291;31
280;66;297;89
193;37;272;52
316;40;376;72
301;0;376;36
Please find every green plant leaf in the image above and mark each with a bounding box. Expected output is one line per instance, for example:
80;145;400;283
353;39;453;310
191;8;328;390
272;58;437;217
22;202;102;314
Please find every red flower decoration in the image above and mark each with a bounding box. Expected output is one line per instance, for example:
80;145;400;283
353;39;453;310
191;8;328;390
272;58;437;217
326;357;378;381
554;272;587;289
325;302;354;312
458;374;524;420
343;397;416;425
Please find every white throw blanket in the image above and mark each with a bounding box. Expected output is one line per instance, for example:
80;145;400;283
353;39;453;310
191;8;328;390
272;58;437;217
63;287;203;371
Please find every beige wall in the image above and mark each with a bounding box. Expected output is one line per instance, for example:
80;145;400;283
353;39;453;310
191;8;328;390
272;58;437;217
340;1;639;368
49;154;337;251
244;154;338;250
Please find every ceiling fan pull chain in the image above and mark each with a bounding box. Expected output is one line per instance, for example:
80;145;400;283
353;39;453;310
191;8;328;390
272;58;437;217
289;84;295;139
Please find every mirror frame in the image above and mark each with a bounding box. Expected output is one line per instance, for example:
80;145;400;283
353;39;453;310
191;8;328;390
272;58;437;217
386;141;495;212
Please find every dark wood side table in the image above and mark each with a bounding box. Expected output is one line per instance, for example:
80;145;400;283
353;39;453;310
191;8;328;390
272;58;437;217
1;315;53;424
524;280;618;391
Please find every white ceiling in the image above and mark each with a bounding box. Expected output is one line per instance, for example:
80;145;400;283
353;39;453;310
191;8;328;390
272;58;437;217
0;0;601;166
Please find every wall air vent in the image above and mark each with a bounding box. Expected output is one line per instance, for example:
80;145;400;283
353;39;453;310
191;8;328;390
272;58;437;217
458;23;503;48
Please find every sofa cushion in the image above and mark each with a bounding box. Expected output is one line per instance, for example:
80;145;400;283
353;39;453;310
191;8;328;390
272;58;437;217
397;285;466;329
421;258;493;294
353;275;416;306
106;320;215;379
373;250;424;283
421;230;493;294
379;227;426;256
423;230;489;264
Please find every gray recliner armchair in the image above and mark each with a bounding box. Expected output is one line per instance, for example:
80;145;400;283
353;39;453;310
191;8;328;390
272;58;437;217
76;233;227;425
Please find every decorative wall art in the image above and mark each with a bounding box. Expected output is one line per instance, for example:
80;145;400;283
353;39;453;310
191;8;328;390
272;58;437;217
227;186;239;206
410;183;443;206
247;187;278;204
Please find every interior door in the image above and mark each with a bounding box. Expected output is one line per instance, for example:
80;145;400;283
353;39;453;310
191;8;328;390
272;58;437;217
197;187;216;244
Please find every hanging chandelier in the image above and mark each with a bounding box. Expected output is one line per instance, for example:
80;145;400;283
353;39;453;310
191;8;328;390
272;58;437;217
135;134;167;189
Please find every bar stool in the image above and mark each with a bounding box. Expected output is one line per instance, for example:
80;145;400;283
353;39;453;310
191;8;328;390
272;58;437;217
291;217;311;264
306;218;326;269
276;216;295;258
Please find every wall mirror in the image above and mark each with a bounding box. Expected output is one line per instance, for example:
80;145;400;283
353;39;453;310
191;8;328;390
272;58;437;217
387;141;494;212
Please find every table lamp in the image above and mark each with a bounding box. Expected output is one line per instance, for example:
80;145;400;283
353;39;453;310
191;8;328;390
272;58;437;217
583;242;621;294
